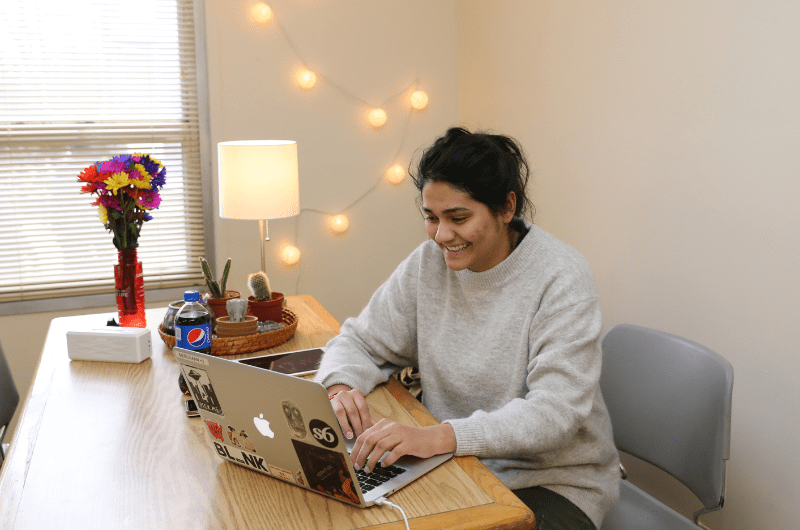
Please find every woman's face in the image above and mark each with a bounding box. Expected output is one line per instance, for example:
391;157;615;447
421;181;515;272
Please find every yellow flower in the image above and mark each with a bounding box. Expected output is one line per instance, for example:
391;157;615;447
104;172;131;195
130;164;152;189
98;205;108;225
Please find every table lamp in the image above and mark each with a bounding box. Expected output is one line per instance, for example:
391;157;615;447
218;140;300;272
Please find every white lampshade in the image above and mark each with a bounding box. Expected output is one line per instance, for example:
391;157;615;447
218;140;300;220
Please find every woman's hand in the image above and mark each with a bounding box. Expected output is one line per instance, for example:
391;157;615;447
328;384;375;439
350;419;456;473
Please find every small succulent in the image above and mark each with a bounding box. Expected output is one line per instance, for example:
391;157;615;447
247;271;272;302
200;257;231;299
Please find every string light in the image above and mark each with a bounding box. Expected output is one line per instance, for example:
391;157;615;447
409;90;428;110
385;164;405;185
280;244;301;265
250;2;274;25
249;7;429;269
295;68;317;90
327;214;349;234
367;108;387;128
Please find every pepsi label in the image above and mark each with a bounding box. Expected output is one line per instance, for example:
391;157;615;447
175;311;212;352
176;321;212;351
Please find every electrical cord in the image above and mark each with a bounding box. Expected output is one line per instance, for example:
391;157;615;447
374;496;410;530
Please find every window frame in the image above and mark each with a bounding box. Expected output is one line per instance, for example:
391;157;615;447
0;0;215;317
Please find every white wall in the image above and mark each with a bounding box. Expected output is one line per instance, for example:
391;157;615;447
205;0;459;323
458;1;800;529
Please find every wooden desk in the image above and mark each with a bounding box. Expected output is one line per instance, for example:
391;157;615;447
0;296;534;529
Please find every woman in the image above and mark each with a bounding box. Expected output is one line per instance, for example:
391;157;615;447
315;127;619;529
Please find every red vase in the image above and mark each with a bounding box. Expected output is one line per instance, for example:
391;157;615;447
114;248;146;328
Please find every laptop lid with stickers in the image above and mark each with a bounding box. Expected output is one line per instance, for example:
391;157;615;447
173;347;452;507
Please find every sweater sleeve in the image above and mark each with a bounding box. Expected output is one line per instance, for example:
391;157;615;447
445;279;604;459
314;248;421;394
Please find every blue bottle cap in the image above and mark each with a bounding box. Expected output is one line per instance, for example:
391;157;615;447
184;290;200;302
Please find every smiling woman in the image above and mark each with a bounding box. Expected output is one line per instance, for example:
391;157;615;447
314;127;621;530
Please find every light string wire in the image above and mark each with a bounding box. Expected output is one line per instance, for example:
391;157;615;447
258;4;425;293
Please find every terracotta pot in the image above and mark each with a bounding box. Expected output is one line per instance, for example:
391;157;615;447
215;315;258;337
247;292;284;323
204;290;240;318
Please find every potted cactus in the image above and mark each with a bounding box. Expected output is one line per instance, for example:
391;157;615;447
200;257;240;318
246;271;284;323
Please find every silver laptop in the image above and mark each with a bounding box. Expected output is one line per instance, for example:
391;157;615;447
174;346;453;507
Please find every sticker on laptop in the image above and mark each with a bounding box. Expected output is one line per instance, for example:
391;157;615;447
309;419;339;449
295;469;307;487
226;425;242;447
206;420;224;441
213;442;270;474
179;365;224;416
292;439;359;504
269;464;295;484
281;399;307;439
239;429;257;452
174;349;209;366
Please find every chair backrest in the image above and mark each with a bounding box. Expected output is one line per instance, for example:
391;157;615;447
600;324;734;511
0;340;20;441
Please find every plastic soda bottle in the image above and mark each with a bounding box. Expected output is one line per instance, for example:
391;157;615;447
174;290;212;354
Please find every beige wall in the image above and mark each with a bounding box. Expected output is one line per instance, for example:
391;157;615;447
458;1;799;528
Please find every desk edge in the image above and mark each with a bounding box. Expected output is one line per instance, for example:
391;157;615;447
384;378;534;527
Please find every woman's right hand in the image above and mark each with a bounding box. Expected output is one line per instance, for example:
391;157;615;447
328;384;375;439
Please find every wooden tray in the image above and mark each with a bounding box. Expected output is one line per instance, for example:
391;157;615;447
159;308;298;356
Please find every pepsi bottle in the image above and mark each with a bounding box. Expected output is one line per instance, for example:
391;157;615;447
174;290;212;354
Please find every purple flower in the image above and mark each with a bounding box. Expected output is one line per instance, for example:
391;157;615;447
151;168;166;189
139;156;160;177
143;212;153;222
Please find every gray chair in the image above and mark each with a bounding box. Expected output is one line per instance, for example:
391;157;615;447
0;340;20;466
600;324;734;530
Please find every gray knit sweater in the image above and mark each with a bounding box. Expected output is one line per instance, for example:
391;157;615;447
315;222;620;527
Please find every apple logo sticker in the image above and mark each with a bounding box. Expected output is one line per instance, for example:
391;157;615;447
254;413;275;438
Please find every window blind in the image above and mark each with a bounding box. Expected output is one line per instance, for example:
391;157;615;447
0;0;207;303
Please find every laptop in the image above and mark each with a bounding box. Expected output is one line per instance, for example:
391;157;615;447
174;346;453;507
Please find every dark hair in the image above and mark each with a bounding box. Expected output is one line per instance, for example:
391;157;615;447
410;127;533;229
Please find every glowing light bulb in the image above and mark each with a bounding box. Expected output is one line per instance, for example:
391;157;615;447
280;245;300;266
409;90;429;110
327;214;349;234
250;2;274;25
385;164;405;185
296;68;317;90
367;108;387;128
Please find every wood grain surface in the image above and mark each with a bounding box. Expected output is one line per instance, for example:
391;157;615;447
0;296;533;530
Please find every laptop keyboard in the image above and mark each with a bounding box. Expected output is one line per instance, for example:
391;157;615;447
354;463;407;492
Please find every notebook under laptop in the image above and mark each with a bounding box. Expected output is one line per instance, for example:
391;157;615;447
174;346;453;507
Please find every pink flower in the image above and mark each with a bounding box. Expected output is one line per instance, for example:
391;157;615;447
100;194;121;210
138;191;161;209
98;160;126;173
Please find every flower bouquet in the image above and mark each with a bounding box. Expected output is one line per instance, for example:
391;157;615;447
78;153;166;327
